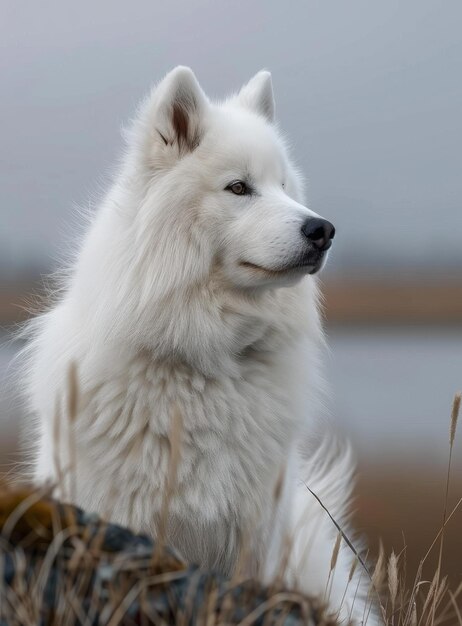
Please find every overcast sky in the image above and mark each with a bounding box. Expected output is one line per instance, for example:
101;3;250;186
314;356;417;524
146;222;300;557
1;0;462;279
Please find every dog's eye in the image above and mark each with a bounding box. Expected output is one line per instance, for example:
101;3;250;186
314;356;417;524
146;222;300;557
226;181;249;196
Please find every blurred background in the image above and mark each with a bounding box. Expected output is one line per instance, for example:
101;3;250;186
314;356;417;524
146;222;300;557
1;0;461;586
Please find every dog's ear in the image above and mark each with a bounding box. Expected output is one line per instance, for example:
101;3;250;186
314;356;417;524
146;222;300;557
148;66;209;155
238;71;275;123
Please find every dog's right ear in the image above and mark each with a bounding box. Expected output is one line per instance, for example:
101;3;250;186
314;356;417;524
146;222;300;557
142;66;209;158
238;71;275;123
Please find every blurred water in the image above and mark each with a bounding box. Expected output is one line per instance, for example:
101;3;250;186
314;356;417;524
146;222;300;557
1;327;461;468
0;335;22;439
327;326;462;464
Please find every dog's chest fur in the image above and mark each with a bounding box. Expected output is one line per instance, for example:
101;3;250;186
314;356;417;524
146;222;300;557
66;292;316;572
77;344;294;516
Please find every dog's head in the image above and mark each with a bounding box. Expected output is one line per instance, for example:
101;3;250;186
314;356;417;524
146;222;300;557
128;66;335;291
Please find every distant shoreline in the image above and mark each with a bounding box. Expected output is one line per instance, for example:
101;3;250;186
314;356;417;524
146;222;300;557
2;278;462;325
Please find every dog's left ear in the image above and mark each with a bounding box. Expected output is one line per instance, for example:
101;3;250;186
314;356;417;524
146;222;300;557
238;71;275;123
144;66;210;156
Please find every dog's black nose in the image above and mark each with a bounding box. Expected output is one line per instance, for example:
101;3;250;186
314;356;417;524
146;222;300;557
301;217;336;251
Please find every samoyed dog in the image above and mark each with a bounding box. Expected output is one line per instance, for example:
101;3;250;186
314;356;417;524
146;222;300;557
24;67;374;623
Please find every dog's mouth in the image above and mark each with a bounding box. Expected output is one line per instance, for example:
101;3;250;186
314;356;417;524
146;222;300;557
241;252;326;277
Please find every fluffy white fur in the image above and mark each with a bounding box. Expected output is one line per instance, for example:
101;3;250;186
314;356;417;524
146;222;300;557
23;67;376;623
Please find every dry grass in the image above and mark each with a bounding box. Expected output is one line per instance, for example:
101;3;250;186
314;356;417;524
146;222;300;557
0;369;461;625
0;486;334;625
358;393;462;626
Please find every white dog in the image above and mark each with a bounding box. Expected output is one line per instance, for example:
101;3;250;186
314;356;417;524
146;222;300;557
23;67;375;623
